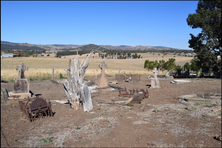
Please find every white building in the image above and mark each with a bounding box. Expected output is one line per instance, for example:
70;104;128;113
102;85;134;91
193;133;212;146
1;53;13;58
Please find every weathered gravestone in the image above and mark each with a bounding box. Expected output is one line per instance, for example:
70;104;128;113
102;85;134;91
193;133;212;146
97;61;108;88
118;67;121;76
12;63;31;97
165;72;170;77
81;83;93;112
150;68;160;88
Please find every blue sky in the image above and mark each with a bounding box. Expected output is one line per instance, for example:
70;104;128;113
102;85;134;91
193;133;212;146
1;1;201;49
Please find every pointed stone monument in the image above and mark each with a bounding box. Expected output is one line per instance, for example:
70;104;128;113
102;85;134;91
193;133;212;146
97;61;108;88
150;68;160;88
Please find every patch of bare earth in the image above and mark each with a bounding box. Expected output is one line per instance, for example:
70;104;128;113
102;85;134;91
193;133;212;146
1;77;221;147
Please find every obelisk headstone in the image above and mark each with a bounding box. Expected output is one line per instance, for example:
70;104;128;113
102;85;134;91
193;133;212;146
97;61;108;88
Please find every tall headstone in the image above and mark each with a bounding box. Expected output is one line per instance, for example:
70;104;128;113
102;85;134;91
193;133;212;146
118;67;121;76
12;63;31;97
97;61;108;88
81;83;93;112
150;68;160;88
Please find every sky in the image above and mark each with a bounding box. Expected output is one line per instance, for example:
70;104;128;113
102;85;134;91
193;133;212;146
1;1;202;50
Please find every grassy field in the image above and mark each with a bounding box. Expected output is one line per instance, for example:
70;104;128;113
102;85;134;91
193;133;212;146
1;52;193;80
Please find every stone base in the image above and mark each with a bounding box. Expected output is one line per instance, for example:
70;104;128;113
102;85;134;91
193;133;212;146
9;92;31;98
150;86;161;88
96;86;110;92
13;78;29;93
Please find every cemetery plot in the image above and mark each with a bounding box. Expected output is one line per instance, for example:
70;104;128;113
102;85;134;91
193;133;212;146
1;76;221;147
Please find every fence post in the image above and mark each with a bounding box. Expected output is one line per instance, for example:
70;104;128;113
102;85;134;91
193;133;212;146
52;69;54;79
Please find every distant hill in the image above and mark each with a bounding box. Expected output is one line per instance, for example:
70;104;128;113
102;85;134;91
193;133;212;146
1;41;83;52
69;44;108;51
1;42;46;51
1;41;186;52
99;45;183;51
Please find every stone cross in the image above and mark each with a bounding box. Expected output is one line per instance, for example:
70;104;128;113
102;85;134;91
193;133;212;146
16;63;28;79
98;61;107;73
152;68;158;79
151;68;160;88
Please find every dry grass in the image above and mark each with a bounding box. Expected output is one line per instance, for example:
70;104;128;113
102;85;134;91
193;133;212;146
1;53;192;80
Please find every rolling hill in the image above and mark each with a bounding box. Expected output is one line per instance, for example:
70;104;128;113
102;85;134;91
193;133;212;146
1;41;185;52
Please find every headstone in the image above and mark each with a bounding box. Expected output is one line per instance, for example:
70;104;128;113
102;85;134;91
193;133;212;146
11;63;31;98
16;63;28;79
81;83;93;112
13;63;30;93
118;67;121;76
165;72;170;77
150;68;160;88
97;61;108;87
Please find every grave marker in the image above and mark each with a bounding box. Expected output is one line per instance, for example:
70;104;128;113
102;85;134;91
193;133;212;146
9;63;31;98
13;63;30;94
97;61;108;87
150;68;160;88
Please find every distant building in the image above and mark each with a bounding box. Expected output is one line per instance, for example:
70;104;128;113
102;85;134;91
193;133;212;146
1;53;13;58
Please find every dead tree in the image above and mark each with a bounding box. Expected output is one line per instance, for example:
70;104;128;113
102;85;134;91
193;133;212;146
61;50;94;112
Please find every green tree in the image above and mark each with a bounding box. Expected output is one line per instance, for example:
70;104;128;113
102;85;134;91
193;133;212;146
159;60;166;72
164;58;176;72
175;65;182;71
127;52;131;58
144;60;155;71
190;58;200;74
183;62;190;71
187;0;221;73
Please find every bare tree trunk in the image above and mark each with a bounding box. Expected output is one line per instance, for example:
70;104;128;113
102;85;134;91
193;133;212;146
61;50;94;111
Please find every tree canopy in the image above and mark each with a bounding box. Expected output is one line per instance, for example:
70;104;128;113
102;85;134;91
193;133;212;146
187;0;221;73
187;0;221;55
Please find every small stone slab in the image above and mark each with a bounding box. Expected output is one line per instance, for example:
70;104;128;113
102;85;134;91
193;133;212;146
81;83;93;112
171;79;191;84
178;94;197;99
9;92;31;98
126;92;144;104
184;98;221;105
178;94;221;105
